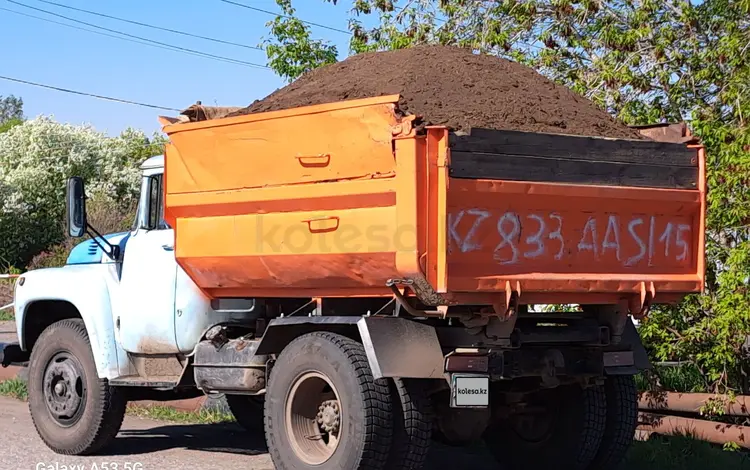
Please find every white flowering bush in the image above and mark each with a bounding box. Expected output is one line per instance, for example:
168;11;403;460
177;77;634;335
0;116;165;267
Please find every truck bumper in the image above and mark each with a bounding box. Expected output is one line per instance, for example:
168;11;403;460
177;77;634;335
0;342;29;367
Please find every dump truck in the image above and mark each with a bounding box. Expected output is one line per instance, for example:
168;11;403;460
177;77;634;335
1;95;705;470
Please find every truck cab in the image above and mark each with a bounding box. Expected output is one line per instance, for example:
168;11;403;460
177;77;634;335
12;155;249;381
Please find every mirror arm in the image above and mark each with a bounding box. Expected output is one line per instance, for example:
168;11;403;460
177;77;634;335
85;223;120;261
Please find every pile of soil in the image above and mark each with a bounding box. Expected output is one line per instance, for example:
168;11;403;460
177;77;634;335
235;46;643;139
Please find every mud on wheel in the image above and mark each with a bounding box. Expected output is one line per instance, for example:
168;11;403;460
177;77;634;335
484;384;606;470
264;332;393;470
28;319;127;455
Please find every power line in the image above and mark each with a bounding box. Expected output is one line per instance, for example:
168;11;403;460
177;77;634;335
0;75;181;111
32;0;263;51
0;6;252;66
6;0;270;69
218;0;350;35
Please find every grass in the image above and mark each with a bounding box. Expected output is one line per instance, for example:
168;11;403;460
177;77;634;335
0;379;232;425
0;309;14;321
624;435;750;470
126;403;234;425
0;377;28;400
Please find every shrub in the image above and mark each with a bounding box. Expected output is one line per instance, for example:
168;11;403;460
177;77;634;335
0;117;163;267
27;197;137;270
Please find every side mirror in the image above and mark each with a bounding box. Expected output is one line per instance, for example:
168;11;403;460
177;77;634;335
66;176;87;238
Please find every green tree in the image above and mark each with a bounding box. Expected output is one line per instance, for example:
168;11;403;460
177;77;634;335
0;95;23;133
0;117;164;267
266;0;750;392
0;95;22;123
263;0;338;82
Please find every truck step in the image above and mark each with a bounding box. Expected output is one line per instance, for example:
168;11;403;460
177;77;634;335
109;375;179;388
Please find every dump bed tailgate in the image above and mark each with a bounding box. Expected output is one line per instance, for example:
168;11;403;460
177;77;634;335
425;127;705;305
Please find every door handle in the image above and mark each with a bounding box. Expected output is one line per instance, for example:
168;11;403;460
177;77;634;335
162;244;174;251
295;154;331;168
302;216;340;234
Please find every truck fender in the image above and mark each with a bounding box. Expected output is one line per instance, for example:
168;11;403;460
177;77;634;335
605;320;652;375
14;266;127;379
256;316;445;380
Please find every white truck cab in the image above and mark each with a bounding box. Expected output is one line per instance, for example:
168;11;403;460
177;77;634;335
1;156;260;456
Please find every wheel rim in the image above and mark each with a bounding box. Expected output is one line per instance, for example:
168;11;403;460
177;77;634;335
285;371;342;465
42;351;86;427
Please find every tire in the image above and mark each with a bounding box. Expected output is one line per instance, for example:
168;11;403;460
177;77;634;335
226;394;265;434
588;375;638;470
28;319;127;455
264;332;393;470
483;384;606;470
386;379;432;470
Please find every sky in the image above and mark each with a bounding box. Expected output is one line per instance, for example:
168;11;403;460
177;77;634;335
0;0;360;135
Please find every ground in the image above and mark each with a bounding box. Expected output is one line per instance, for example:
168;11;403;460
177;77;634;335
1;318;748;469
0;319;17;342
1;395;748;470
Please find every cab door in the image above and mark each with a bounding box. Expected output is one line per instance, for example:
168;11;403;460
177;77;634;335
116;173;180;354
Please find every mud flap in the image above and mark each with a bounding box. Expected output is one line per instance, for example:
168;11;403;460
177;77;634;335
605;320;652;375
256;316;445;381
357;316;444;380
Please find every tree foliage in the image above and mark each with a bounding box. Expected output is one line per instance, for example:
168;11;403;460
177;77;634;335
0;95;23;124
0;117;164;267
263;0;338;82
0;95;23;134
267;0;750;392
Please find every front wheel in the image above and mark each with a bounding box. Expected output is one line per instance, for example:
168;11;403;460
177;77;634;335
264;332;393;470
28;319;127;455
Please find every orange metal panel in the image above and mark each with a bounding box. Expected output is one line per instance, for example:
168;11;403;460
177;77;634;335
694;145;707;289
163;96;400;194
165;178;396;218
444;178;704;297
176;205;402;293
393;137;421;278
182;253;398;292
428;127;450;293
424;129;442;289
176;206;400;258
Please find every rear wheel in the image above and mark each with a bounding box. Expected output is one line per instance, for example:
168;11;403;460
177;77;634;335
226;394;265;434
483;384;606;470
264;332;393;470
588;375;638;470
386;379;432;470
28;319;127;455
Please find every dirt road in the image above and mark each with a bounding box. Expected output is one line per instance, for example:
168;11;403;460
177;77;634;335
0;396;273;470
0;396;499;470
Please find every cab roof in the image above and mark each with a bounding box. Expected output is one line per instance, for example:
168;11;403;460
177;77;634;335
140;154;164;170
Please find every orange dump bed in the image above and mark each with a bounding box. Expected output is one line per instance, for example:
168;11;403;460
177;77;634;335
162;95;705;309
